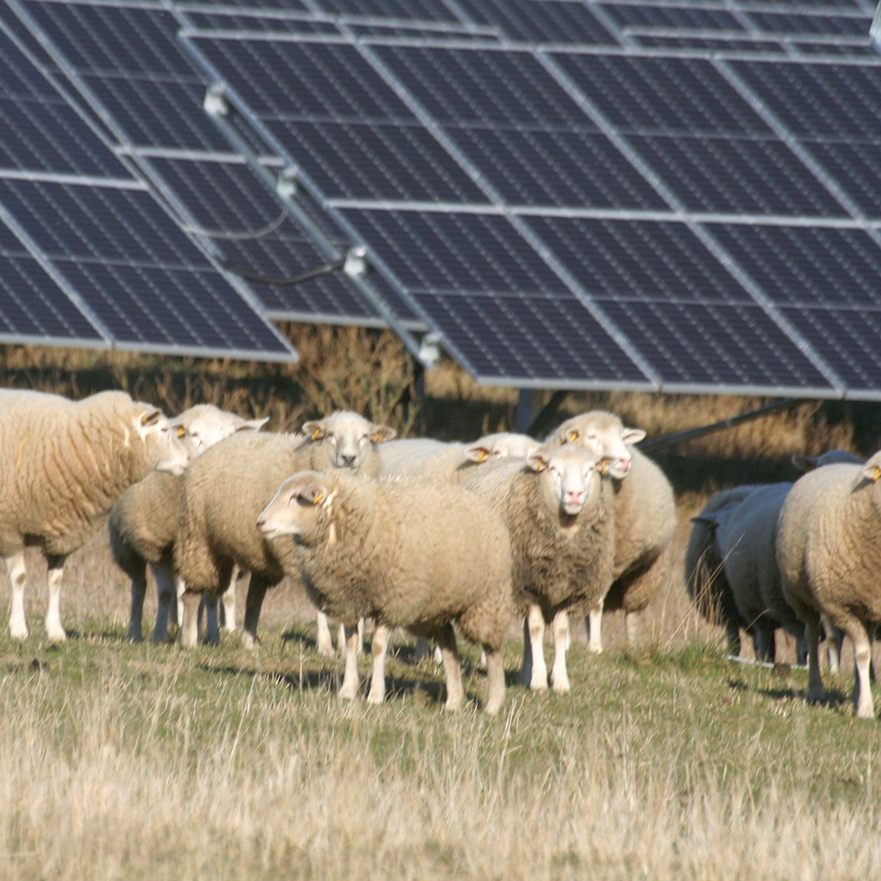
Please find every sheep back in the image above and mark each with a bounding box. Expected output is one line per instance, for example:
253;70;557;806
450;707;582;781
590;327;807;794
175;432;308;592
285;474;514;650
0;389;173;558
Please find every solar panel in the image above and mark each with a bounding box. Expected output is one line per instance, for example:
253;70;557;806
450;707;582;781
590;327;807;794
8;0;881;398
0;11;296;361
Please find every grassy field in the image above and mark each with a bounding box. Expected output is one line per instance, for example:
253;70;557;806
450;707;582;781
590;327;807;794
1;336;880;880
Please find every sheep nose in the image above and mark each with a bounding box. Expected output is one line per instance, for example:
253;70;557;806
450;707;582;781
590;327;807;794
565;489;584;507
617;456;632;473
339;453;357;468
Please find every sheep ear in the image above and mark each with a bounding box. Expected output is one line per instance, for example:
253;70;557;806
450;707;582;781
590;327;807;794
302;421;326;441
860;462;881;485
297;482;331;506
237;417;269;433
370;424;396;444
465;445;492;464
565;429;579;444
139;408;161;427
526;452;549;473
176;425;187;439
621;427;646;445
598;456;615;476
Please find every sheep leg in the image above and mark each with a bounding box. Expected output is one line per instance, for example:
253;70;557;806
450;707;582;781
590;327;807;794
221;567;239;633
149;562;176;644
550;610;571;694
6;551;28;640
181;590;202;648
435;623;464;711
624;609;641;645
821;614;842;674
44;555;66;642
127;561;148;642
338;623;361;701
242;574;270;651
805;617;825;704
484;646;505;716
413;637;433;662
753;623;776;664
586;602;604;654
847;621;875;719
367;623;390;705
522;604;549;691
316;611;335;657
172;578;184;629
725;622;742;657
203;593;221;645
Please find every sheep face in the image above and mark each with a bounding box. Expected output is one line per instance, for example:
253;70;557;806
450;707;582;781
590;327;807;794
553;412;645;479
171;405;269;457
257;470;334;543
527;445;603;518
135;406;189;476
466;432;540;463
302;411;396;471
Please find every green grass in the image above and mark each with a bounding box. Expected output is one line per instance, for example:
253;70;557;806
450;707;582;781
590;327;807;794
1;619;880;881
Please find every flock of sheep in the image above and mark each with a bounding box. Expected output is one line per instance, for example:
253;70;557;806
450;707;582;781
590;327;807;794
1;386;878;719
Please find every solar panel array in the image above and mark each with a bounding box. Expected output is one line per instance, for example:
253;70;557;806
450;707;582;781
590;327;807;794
3;0;881;397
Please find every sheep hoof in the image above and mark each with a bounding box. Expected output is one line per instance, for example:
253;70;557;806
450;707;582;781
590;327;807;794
338;684;359;701
46;628;67;643
587;645;603;655
317;645;336;659
552;678;571;694
10;626;28;641
529;677;549;692
366;690;385;706
807;689;826;705
240;633;258;652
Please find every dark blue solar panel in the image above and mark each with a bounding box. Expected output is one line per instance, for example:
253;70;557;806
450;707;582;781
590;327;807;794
746;11;871;37
183;12;340;35
598;299;833;390
626;134;847;216
442;127;666;209
454;0;618;46
632;35;785;53
552;53;774;136
145;155;417;323
261;118;486;202
800;141;881;219
779;306;881;391
602;4;743;32
728;59;881;141
523;216;751;304
376;45;596;128
0;178;290;353
311;0;457;21
0;96;129;176
0;222;104;341
706;224;881;309
791;41;876;56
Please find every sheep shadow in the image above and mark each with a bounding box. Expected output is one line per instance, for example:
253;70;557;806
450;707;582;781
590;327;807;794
727;677;850;709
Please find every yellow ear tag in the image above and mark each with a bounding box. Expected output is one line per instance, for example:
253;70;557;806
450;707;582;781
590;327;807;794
373;433;381;443
141;414;149;426
177;426;186;438
600;461;607;476
311;429;322;441
312;493;323;505
478;450;486;463
874;467;880;483
569;431;578;442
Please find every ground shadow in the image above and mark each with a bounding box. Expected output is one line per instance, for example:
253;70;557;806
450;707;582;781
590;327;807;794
728;677;849;709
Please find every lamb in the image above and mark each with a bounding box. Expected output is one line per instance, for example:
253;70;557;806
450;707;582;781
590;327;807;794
461;443;614;693
545;411;675;653
0;388;189;641
175;411;395;649
777;451;881;719
686;450;862;664
256;470;514;714
108;404;268;643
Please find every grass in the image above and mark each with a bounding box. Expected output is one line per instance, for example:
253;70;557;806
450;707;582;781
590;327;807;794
2;334;881;879
1;617;880;881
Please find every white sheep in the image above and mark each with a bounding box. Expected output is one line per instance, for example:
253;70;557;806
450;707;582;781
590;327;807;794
545;411;675;653
378;430;539;663
175;411;395;649
0;389;189;641
108;405;268;643
256;470;514;714
777;451;881;718
461;443;615;693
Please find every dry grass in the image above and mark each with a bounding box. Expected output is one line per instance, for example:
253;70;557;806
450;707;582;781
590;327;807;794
1;334;881;880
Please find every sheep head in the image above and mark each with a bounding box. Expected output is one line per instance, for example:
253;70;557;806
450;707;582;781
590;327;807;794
257;470;340;544
134;404;189;476
526;444;605;518
549;411;645;479
301;410;396;472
